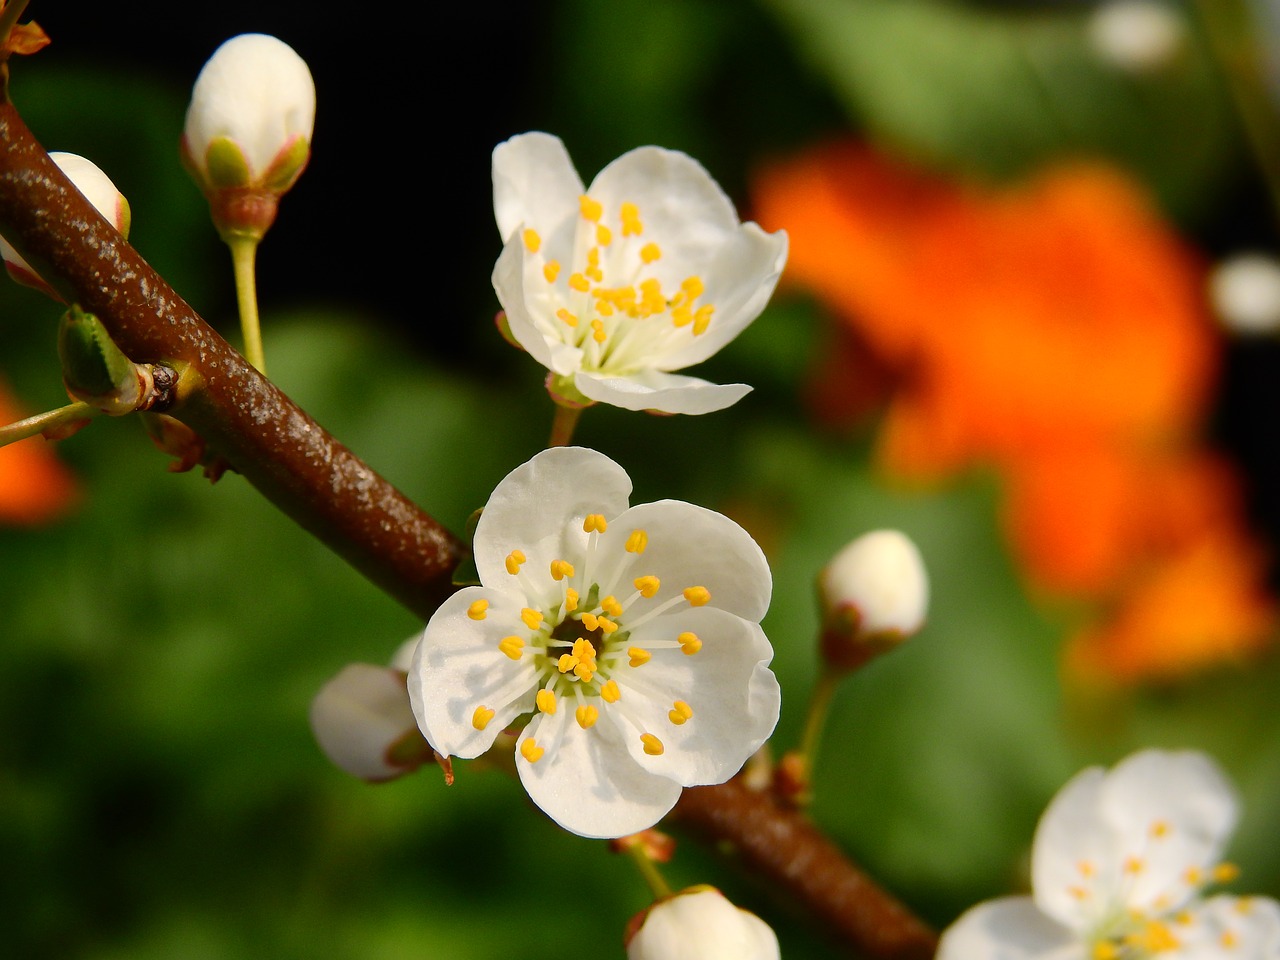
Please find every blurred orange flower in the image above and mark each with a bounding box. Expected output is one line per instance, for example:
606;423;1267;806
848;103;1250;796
0;380;79;525
753;141;1275;681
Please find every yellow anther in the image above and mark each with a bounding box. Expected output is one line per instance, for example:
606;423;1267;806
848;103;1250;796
626;529;648;553
1092;944;1120;960
550;559;575;581
520;738;545;763
634;575;660;597
576;704;599;729
683;586;711;606
601;595;623;617
543;260;561;283
1236;899;1255;916
641;733;665;756
1124;857;1145;875
499;636;525;660
671;304;693;328
472;705;496;730
1078;861;1096;878
601;680;621;703
596;224;613;246
681;275;705;300
581;612;600;631
522;228;541;253
596;617;618;634
669;701;693;725
591;319;607;343
569;272;590;293
584;514;608;533
556;307;578;327
1151;820;1171;839
1222;931;1239;949
536;689;557;714
628;647;651;667
558;653;577;674
1138;922;1180;952
679;632;702;655
521;607;544;630
620;201;642;236
1213;863;1240;884
638;278;664;315
1176;910;1195;925
580;195;603;222
565;587;580;612
586;247;603;282
505;550;526;575
640;242;661;264
467;599;489;621
692;304;714;336
1185;867;1204;885
1069;886;1089;901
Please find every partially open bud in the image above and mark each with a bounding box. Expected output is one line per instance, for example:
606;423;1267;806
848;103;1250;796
181;33;315;240
818;529;928;672
309;659;432;783
0;152;130;299
625;886;780;960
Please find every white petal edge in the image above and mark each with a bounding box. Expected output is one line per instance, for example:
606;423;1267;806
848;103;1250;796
574;368;752;414
937;897;1086;960
492;131;584;243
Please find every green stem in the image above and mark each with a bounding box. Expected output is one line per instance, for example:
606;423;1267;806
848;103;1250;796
548;403;582;447
625;842;673;899
228;235;266;374
796;669;841;774
0;400;97;446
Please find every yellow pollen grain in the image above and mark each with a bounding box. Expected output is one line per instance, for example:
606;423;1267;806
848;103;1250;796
679;632;702;655
522;228;541;253
1124;857;1145;876
584;514;608;533
634;575;660;597
628;647;651;667
596;617;618;634
640;242;661;264
565;588;580;612
576;704;599;729
1141;922;1179;952
1092;944;1120;960
692;305;714;336
682;276;705;300
1185;867;1204;885
558;653;577;674
521;607;544;630
620;201;642;236
580;195;603;222
556;307;578;327
1069;886;1089;901
596;224;613;246
671;304;693;328
683;586;711;606
569;272;590;293
669;700;693;725
1151;820;1171;839
471;705;496;730
551;559;575;581
1078;861;1096;878
581;612;600;631
601;595;623;617
1222;931;1239;949
591;319;607;343
601;680;621;703
626;529;648;554
1214;863;1240;884
641;733;664;756
467;599;489;621
499;636;524;660
505;550;526;575
543;260;561;283
586;248;603;283
520;738;545;763
536;689;557;714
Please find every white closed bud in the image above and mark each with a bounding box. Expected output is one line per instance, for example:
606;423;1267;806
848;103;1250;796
1210;252;1280;336
1088;0;1186;74
626;886;780;960
0;152;130;299
181;33;315;238
818;529;928;672
309;660;432;783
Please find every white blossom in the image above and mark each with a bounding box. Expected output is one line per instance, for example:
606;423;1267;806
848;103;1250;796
491;132;788;415
1210;253;1280;336
627;886;781;960
408;446;780;838
938;749;1280;960
0;152;129;298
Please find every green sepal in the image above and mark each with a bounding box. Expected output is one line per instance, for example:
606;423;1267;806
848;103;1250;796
204;136;252;189
57;306;142;411
262;135;310;192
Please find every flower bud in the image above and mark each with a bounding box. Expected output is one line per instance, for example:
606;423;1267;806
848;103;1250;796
0;152;130;299
1088;0;1185;74
1210;252;1280;336
818;529;928;672
625;886;780;960
309;661;432;783
181;33;315;239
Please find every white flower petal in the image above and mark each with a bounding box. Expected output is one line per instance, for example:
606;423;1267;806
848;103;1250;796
472;447;633;585
627;887;780;960
409;587;538;759
938;897;1085;960
573;368;752;414
1169;895;1280;959
309;663;422;782
517;710;682;839
492;131;584;243
492;234;563;372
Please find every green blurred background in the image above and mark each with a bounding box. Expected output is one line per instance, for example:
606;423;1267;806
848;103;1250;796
4;1;1280;956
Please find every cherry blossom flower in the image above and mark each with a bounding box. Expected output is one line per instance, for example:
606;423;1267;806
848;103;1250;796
626;886;780;960
938;749;1280;960
491;132;788;415
408;446;780;838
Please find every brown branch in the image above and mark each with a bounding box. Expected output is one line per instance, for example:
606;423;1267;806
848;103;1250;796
672;780;938;959
0;103;463;619
0;102;938;958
